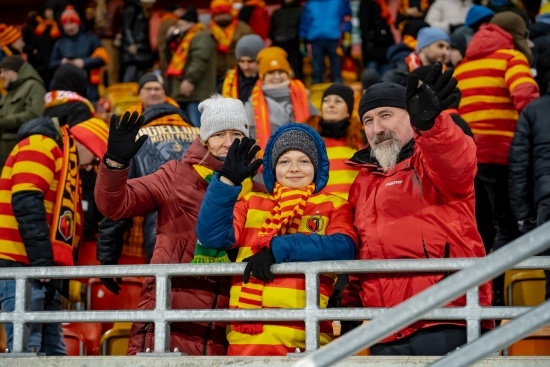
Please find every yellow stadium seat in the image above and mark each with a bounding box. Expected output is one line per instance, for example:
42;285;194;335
505;270;546;306
100;322;132;355
308;83;333;111
501;320;550;356
0;322;6;353
104;82;139;97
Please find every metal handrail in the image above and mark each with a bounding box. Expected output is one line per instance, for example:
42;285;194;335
292;221;550;367
0;235;549;358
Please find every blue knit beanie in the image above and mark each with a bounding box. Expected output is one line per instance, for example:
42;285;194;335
416;27;450;52
465;5;494;28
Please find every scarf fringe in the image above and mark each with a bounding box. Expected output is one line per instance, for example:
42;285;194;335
190;254;230;264
233;323;263;335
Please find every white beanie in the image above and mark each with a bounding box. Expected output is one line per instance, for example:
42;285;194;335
198;94;250;141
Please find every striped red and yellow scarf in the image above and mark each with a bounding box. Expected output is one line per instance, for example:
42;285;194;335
234;182;315;335
166;23;205;77
405;52;423;72
44;90;95;114
210;18;238;54
251;79;310;153
221;67;239;98
34;16;61;38
375;0;393;25
50;125;82;266
89;47;109;85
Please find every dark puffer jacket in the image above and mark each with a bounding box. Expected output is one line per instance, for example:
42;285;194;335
509;84;550;221
121;0;153;68
95;138;263;355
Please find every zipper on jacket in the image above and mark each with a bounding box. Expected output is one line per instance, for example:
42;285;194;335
141;322;151;352
202;278;221;355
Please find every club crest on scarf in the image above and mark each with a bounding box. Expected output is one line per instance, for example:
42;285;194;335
306;213;324;233
59;210;74;241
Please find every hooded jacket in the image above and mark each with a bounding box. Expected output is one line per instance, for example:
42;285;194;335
342;113;493;342
95;137;264;355
454;23;539;165
509;83;550;221
196;123;357;355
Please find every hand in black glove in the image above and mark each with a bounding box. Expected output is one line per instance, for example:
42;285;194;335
105;111;148;166
518;217;537;234
243;247;276;284
219;137;263;185
100;261;123;295
406;62;458;131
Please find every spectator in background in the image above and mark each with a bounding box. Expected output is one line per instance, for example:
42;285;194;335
50;6;109;103
454;11;539;306
0;56;46;167
93;0;124;86
245;46;317;151
395;0;434;31
359;0;395;75
0;116;108;355
529;4;550;91
220;34;264;103
448;32;469;67
464;4;494;32
95;96;264;355
209;0;253;81
300;0;352;84
238;0;271;40
22;3;61;89
405;27;450;71
157;3;185;77
269;0;303;80
425;0;473;34
97;72;195;273
508;84;550;301
120;0;153;83
166;6;217;127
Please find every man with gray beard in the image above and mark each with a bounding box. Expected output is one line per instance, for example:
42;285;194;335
340;63;493;356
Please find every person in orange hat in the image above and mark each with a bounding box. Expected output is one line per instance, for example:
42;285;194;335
49;6;109;103
0;115;107;355
244;46;318;152
209;0;253;80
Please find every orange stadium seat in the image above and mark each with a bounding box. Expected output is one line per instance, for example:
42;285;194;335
62;325;86;356
308;83;332;111
63;322;102;356
104;82;139;97
505;270;546;306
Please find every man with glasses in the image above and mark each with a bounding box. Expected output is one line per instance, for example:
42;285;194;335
0;116;108;355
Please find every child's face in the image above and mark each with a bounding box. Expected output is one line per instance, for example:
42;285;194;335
275;150;314;189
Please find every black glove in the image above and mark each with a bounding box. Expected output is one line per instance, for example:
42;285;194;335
243;247;276;283
219;137;263;185
340;321;361;336
105;111;148;166
100;260;123;295
406;62;458;131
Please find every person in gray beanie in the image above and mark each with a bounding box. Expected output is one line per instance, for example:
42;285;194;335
195;122;356;355
94;95;265;355
340;62;494;355
219;34;265;103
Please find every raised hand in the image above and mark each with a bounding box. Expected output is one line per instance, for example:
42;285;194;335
406;62;458;131
105;111;148;166
219;137;263;185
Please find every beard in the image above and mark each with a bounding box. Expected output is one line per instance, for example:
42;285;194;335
371;131;401;169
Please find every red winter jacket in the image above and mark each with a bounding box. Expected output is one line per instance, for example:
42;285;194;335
95;138;263;355
342;113;493;342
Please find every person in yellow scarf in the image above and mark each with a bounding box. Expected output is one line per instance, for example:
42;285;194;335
245;46;318;153
210;0;253;80
196;123;358;355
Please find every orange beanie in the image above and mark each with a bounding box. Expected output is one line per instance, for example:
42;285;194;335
61;6;81;26
70;118;109;158
210;0;233;14
0;24;22;46
257;46;291;79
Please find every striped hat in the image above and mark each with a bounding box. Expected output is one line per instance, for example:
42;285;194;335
0;24;22;46
61;6;81;26
70;118;109;158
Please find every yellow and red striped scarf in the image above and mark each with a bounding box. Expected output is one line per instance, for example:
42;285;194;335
34;16;61;38
221;67;239;98
375;0;393;25
44;90;95;114
166;23;205;77
210;18;238;54
89;47;109;85
234;182;315;335
50;125;82;266
251;79;310;154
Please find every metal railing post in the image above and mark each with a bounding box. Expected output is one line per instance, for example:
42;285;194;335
304;272;320;353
